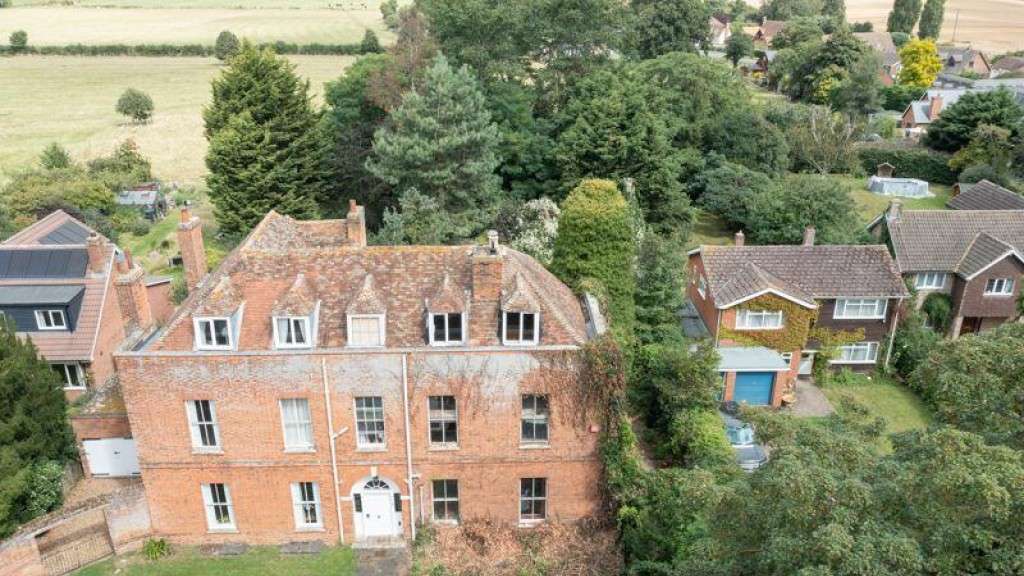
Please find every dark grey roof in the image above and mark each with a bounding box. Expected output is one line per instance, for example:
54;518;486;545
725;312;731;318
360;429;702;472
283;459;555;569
0;248;89;279
947;180;1024;211
955;232;1021;278
698;245;908;306
887;210;1024;273
0;285;84;306
39;220;91;245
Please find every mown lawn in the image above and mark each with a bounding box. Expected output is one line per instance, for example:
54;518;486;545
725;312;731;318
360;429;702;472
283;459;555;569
823;375;933;452
75;545;356;576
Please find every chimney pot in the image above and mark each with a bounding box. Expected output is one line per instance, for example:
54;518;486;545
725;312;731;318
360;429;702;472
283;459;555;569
803;226;816;246
487;230;499;253
734;230;745;247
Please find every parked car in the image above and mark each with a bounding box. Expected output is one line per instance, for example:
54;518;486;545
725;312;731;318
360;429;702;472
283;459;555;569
719;404;769;472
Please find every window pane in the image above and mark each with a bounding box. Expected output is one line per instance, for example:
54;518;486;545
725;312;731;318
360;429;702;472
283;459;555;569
448;313;462;341
214;320;229;346
355;397;385;445
292;319;306;343
522;313;535;340
506;312;521;341
351;317;382;346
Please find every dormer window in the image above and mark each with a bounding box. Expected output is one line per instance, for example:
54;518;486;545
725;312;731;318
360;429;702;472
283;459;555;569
503;311;539;345
348;314;385;348
274;316;311;349
35;309;67;331
195;317;233;350
429;313;464;345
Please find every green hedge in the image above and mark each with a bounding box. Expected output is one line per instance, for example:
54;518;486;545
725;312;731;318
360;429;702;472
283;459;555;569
857;145;957;185
0;41;371;57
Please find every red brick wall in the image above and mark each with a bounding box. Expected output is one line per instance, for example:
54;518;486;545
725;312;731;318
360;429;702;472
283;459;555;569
0;536;44;576
953;257;1024;319
115;349;600;545
686;253;719;339
86;270;128;392
146;281;174;326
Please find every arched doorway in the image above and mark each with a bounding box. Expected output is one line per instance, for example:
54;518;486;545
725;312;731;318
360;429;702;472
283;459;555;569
351;476;402;539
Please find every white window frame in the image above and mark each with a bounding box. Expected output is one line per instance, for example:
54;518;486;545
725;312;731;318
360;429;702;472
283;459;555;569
291;482;323;530
520;394;550;446
915;272;947;290
186;400;221;452
431;479;460;524
202;483;236;532
519;478;547;524
428;395;458;448
735;309;784;330
503;311;540;345
833;342;880;364
984;277;1015;296
52;363;85;390
273;316;312;349
35;309;67;331
193;317;233;350
354;396;386;450
346;314;385;348
833;298;888;320
428;312;465;346
279;398;314;452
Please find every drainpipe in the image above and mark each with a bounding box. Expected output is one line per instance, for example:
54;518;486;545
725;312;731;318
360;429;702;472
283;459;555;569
884;299;901;369
401;354;416;540
322;359;345;544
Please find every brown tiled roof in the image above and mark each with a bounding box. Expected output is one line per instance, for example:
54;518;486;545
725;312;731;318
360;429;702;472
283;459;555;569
271;273;317;316
955;232;1021;278
758;20;786;41
501;272;542;312
947;180;1024;211
697;245;908;308
150;211;587;350
853;32;900;66
887;210;1024;273
426;273;467;312
195;276;243;316
346;275;387;314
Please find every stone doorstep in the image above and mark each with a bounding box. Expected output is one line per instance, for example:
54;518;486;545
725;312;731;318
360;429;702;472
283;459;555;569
352;536;408;550
280;540;326;555
200;542;249;556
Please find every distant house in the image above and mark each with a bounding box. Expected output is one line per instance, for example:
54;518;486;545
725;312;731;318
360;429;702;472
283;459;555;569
853;32;902;86
115;182;167;221
869;202;1024;338
992;56;1024;77
753;19;786;46
709;15;732;48
686;229;907;407
938;46;992;77
901;89;967;134
948;180;1024;211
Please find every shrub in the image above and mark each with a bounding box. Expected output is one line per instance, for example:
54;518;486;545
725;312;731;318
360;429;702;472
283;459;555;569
116;88;154;123
693;161;773;229
958;163;1016;189
662;409;735;469
142;538;170;561
857;145;956;184
171;277;188;304
880;83;923;111
214;30;239;61
921;292;952;332
9;30;27;52
360;29;382;54
890;309;940;380
26;461;64;517
743;174;867;245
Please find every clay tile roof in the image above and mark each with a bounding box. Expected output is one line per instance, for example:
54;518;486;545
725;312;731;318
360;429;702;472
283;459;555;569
947;180;1024;211
272;274;317;316
886;210;1024;273
699;245;908;307
955;232;1022;278
502;272;541;312
347;274;386;314
426;273;466;312
758;20;786;40
195;276;243;316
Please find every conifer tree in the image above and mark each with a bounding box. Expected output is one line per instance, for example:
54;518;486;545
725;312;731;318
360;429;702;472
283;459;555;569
887;0;922;33
366;55;501;238
203;42;324;236
917;0;945;39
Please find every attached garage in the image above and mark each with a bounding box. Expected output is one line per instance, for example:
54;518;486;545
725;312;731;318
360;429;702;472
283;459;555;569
718;346;791;408
82;438;140;477
733;372;775;406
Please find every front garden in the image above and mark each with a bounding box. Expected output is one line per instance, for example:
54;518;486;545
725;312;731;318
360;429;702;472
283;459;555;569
75;545;356;576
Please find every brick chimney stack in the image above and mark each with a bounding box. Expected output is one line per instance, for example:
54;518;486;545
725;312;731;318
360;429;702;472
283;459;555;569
472;231;503;302
886;199;903;223
114;248;153;334
803;226;816;246
734;230;745;247
928;95;943;120
346;199;367;248
86;233;106;273
177;202;208;291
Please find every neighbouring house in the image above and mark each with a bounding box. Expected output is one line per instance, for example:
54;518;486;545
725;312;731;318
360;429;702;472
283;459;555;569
709;15;732;48
938;46;992;77
115;182;167;221
753;19;786;46
114;202;607;546
869;201;1024;338
901;88;969;134
868;175;932;198
686;229;908;408
853;32;902;86
1;210;174;479
992;56;1024;77
948;180;1024;211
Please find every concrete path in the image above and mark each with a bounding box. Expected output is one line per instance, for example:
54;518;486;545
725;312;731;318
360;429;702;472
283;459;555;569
785;380;834;417
355;543;410;576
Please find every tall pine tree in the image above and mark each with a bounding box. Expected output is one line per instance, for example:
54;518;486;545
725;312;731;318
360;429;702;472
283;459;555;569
203;42;324;236
917;0;946;39
366;55;501;238
887;0;923;33
822;0;846;24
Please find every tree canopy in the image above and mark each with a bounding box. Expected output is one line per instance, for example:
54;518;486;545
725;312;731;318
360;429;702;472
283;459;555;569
923;89;1024;152
898;38;942;88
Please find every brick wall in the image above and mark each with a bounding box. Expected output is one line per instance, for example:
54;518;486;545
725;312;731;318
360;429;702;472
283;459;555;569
952;257;1024;319
686;254;719;339
0;534;44;576
116;349;600;545
87;272;128;391
146;281;174;326
71;415;132;476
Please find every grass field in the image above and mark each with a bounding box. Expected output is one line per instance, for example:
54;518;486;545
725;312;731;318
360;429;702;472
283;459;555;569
13;0;367;6
0;55;355;184
0;6;392;46
823;376;933;452
75;545;356;576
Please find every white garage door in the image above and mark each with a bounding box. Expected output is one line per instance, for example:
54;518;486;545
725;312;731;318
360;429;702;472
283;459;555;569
83;438;140;477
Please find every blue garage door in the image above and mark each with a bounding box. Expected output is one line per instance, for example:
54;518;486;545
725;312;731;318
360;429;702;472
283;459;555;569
734;372;775;406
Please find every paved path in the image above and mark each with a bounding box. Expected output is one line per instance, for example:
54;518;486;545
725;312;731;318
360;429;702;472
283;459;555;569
355;544;410;576
785;380;834;417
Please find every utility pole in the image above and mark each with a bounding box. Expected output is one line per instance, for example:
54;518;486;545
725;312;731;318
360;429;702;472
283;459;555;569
952;9;960;43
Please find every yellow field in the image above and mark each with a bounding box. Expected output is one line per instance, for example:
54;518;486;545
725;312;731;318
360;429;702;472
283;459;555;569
0;55;356;184
0;6;392;45
846;0;1024;54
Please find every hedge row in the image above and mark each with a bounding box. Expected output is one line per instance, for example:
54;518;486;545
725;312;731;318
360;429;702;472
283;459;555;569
0;41;376;57
857;145;957;185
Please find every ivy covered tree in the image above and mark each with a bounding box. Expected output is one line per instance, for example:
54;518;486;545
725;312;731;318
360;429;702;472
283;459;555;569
887;0;923;33
551;179;636;337
367;55;502;238
923;89;1024;152
631;0;711;58
917;0;946;39
203;42;325;236
0;321;76;537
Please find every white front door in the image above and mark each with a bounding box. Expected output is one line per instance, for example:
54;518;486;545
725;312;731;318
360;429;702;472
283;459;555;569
353;477;402;539
799;352;815;376
83;438;141;477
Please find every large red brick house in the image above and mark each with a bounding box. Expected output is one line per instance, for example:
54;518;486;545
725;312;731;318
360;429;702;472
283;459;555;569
686;229;908;407
115;203;605;546
870;201;1024;338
